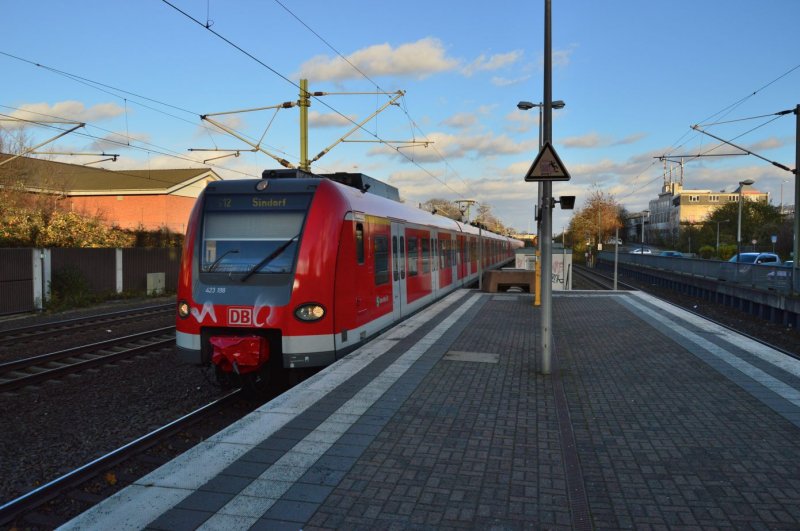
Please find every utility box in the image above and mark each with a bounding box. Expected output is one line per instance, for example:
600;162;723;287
514;248;537;270
146;272;165;295
552;248;573;291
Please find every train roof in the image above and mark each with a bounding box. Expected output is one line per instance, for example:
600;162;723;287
206;170;519;243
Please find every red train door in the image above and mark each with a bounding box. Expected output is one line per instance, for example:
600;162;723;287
390;221;407;319
455;235;463;280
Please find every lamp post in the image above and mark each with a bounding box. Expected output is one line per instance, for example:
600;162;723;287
516;101;566;232
715;219;729;254
737;179;755;261
516;99;566;308
780;178;789;214
517;100;566;151
640;210;650;250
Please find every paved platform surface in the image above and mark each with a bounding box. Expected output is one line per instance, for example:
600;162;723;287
61;290;800;530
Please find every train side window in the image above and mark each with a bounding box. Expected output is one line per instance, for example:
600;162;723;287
408;237;418;277
421;237;430;274
356;223;364;265
374;235;389;285
400;236;406;279
392;236;399;281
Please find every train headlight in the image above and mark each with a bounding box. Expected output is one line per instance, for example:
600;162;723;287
295;303;326;322
177;300;191;318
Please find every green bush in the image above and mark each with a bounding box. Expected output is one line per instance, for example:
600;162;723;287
718;244;737;261
698;245;715;259
47;266;100;311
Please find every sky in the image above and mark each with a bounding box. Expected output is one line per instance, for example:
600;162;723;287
1;0;798;234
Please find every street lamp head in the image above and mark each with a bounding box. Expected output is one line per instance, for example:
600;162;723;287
739;179;755;186
517;100;566;111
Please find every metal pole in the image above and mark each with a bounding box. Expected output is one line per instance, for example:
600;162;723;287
641;214;645;244
562;227;566;288
478;226;483;291
793;104;799;292
299;79;309;171
540;0;553;375
737;185;743;258
535;104;543;307
613;226;619;290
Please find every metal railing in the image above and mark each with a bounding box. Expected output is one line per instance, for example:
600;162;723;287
598;251;797;294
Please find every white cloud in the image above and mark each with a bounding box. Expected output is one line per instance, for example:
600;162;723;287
369;131;538;162
560;131;647;149
561;132;611;148
5;101;125;126
198;114;246;135
309;110;357;128
747;136;787;152
440;112;477;129
87;132;152;152
491;74;532;87
462;50;523;76
505;111;539;134
613;132;648;146
553;48;573;67
295;37;459;81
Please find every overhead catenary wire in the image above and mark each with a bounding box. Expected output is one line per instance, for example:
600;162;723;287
624;63;800;202
0;108;260;184
272;0;479;201
161;0;473;201
0;50;299;165
664;62;800;158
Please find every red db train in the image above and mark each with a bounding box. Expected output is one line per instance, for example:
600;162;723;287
176;169;522;390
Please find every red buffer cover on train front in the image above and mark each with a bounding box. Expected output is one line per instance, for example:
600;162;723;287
209;336;268;374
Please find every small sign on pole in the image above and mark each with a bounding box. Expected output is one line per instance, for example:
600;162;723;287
524;142;571;182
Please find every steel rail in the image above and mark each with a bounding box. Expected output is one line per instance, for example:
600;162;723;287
572;265;637;291
0;327;175;392
0;303;174;343
0;389;243;526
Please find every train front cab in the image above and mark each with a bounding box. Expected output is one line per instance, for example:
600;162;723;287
176;177;345;388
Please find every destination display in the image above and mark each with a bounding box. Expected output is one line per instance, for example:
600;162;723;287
205;194;312;212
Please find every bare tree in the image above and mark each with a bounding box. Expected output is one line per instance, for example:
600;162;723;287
420;198;463;221
568;189;624;254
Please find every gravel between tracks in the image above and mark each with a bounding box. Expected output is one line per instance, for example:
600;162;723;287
0;297;228;506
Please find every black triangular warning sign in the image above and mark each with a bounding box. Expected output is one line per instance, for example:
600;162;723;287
524;142;571;182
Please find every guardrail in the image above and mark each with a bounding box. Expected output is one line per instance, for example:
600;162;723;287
598;251;797;294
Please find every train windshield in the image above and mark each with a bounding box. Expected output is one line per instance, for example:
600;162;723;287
201;209;306;274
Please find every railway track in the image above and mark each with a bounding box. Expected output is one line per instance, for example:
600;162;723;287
571;264;636;291
0;303;174;346
0;389;247;528
0;326;175;393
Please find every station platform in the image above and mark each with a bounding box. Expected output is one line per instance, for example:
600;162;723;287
61;289;800;530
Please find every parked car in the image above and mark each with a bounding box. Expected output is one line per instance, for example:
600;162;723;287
659;250;683;257
727;252;781;265
629;248;652;254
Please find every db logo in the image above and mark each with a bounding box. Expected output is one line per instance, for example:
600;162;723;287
228;307;254;326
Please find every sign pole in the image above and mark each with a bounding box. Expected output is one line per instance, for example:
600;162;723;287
540;0;553;375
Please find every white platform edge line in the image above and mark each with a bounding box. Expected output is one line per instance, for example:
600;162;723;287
57;289;475;531
624;293;800;408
